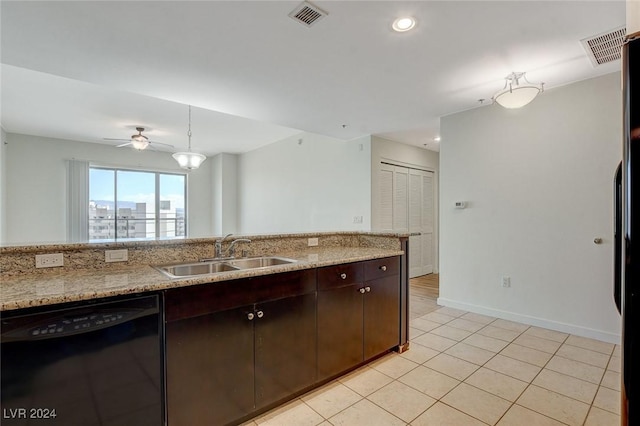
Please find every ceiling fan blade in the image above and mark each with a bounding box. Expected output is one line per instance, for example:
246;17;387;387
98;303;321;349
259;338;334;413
103;138;130;142
115;142;132;148
149;140;175;149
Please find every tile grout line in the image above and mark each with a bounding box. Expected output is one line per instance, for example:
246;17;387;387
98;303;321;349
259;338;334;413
419;311;615;425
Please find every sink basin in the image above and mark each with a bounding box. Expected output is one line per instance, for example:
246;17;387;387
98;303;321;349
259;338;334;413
156;261;240;278
155;256;297;278
226;256;297;269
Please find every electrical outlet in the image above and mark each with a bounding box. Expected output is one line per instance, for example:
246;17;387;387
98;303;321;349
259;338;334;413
308;237;319;247
35;253;64;268
105;249;128;263
353;215;363;224
502;276;511;288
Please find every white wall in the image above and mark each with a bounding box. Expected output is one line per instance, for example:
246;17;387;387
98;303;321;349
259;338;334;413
237;132;371;234
211;152;238;235
440;73;622;343
0;128;7;242
371;136;440;271
3;133;214;244
628;0;640;34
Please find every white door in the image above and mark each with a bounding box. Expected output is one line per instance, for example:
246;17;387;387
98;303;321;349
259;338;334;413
379;164;434;278
379;164;409;233
408;169;434;277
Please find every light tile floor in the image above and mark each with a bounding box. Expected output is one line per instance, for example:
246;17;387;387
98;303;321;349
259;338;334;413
246;300;621;425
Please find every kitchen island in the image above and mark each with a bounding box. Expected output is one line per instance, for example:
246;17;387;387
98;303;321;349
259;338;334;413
0;232;409;425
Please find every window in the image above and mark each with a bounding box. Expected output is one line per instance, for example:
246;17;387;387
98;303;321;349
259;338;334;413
89;167;187;241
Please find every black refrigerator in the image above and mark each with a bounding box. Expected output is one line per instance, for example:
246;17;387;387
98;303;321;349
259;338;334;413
615;31;640;426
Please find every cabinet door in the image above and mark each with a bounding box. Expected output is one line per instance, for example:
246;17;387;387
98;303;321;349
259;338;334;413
364;275;400;360
166;306;255;426
317;284;364;381
254;293;317;408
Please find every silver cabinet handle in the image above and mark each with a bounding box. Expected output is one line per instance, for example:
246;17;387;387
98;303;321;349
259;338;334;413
247;313;255;321
365;286;371;292
340;273;347;280
380;265;387;271
359;288;366;294
256;310;264;319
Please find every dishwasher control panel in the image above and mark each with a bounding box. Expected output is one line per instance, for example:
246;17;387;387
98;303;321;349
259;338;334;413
1;305;156;343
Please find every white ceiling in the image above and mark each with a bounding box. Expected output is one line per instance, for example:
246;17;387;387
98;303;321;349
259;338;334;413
0;1;626;155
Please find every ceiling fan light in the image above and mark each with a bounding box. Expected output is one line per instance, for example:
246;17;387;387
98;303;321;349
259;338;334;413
131;139;150;150
172;152;207;170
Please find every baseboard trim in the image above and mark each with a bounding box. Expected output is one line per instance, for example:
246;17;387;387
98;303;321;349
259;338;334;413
436;297;621;344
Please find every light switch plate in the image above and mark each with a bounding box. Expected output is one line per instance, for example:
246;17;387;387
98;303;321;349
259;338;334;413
307;238;319;247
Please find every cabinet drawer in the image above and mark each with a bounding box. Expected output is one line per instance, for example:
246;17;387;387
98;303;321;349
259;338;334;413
317;262;364;290
165;278;254;322
252;269;316;304
165;269;316;322
364;257;399;281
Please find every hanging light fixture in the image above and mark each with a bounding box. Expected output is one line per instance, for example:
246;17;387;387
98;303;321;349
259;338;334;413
172;105;207;170
492;72;544;109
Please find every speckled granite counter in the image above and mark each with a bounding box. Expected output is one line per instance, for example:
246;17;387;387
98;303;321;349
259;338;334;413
0;246;403;311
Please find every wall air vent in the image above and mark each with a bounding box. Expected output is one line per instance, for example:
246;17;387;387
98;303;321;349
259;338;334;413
289;1;327;27
581;27;626;67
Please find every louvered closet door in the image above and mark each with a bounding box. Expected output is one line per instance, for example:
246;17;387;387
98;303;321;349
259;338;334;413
408;169;434;277
421;171;434;275
379;165;395;232
409;170;423;278
379;164;434;278
393;167;409;233
379;164;409;233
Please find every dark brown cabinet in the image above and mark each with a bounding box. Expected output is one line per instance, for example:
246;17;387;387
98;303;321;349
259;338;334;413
317;257;400;381
254;292;316;408
163;256;403;425
164;270;316;426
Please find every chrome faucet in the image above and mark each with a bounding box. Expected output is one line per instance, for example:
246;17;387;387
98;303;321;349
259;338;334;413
227;238;252;258
213;233;233;258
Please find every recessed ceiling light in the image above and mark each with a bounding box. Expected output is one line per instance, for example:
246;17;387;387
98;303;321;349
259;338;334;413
392;17;416;32
434;136;441;142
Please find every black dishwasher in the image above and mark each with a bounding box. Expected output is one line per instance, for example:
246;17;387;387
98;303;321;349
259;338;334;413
1;294;164;425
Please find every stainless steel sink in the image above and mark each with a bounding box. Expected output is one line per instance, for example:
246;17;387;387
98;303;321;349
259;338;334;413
226;256;297;269
158;261;240;277
155;256;297;278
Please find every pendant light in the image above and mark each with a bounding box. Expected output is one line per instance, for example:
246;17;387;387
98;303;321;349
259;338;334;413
172;105;207;170
492;72;544;109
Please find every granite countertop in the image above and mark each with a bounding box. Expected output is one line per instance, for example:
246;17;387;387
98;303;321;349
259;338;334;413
0;247;403;311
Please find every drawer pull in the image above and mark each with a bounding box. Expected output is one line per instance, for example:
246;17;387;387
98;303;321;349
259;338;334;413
247;313;255;321
340;273;347;280
256;310;264;319
380;265;387;272
365;286;371;292
359;288;366;294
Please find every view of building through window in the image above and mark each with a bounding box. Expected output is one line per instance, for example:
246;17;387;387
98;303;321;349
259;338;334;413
89;168;186;241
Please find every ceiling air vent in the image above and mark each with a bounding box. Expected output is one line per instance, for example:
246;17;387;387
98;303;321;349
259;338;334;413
289;1;327;27
581;27;626;67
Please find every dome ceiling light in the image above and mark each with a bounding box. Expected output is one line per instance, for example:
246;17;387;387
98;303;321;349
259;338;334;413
492;72;544;109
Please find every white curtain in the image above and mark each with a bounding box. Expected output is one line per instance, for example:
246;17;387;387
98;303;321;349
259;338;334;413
67;159;89;242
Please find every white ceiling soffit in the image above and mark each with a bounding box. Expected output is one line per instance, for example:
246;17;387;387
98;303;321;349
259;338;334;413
0;1;626;150
0;65;302;155
581;27;627;67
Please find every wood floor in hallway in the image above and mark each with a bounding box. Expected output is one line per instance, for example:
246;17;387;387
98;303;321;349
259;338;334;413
409;273;439;319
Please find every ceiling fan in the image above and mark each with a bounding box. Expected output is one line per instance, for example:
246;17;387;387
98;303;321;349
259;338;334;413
103;127;174;151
